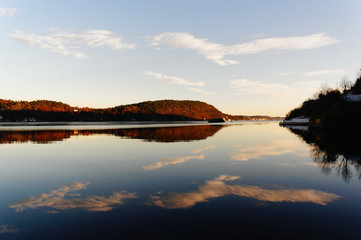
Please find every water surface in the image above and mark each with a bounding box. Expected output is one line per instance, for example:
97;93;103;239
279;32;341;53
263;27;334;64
0;122;360;239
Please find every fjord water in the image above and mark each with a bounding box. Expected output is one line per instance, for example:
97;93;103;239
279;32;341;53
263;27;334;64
0;122;360;239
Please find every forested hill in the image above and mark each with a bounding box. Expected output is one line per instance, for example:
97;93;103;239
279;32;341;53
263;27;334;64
110;100;224;120
285;70;361;133
0;99;280;122
0;99;223;121
0;99;72;112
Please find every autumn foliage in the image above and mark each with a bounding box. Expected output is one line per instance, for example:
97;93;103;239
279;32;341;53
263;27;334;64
0;99;225;121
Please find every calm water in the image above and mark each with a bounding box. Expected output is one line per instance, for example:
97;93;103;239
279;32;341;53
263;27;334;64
0;121;360;239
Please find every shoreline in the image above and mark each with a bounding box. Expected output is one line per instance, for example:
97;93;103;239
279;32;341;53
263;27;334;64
0;120;277;131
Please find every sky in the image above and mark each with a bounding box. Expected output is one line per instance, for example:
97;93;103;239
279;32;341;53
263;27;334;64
1;0;361;116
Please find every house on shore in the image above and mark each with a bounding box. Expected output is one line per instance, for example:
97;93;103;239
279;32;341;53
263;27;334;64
280;116;310;126
345;93;361;102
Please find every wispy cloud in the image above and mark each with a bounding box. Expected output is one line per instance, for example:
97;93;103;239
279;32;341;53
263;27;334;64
304;69;345;77
230;79;293;99
147;32;339;66
252;33;268;39
189;87;216;95
143;71;204;86
9;182;136;212
229;78;322;100
9;29;136;59
0;7;17;16
280;72;297;76
148;175;341;209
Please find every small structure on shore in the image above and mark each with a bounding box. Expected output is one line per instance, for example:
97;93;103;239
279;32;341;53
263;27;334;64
279;116;310;126
345;93;361;102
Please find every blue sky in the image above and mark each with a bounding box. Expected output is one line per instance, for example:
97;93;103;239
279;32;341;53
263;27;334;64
1;0;360;116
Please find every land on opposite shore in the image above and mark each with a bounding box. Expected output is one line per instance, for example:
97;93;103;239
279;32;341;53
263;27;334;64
0;99;282;123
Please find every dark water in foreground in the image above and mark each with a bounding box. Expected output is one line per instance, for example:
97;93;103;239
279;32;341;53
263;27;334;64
0;122;360;239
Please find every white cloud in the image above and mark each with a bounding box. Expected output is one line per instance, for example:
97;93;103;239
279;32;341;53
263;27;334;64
252;33;268;39
304;69;345;77
148;175;341;209
189;87;216;95
143;71;204;86
229;78;322;100
9;29;136;59
0;7;17;16
147;32;339;66
230;79;294;99
45;27;60;32
9;182;136;212
280;72;297;76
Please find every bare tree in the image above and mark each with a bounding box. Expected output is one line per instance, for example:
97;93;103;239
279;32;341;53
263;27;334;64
338;76;352;93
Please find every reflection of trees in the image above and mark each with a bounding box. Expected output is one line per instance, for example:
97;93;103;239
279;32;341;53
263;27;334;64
287;127;361;182
115;125;224;142
0;125;224;144
0;131;73;144
310;144;361;183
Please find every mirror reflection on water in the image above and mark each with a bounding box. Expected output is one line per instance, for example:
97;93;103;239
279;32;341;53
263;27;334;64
287;127;361;183
0;122;360;239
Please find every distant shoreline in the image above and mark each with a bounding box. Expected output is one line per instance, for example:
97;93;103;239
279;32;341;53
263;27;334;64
0;99;282;122
0;120;277;131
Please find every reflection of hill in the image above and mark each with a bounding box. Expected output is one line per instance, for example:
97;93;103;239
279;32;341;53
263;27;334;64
116;125;224;142
0;131;73;144
287;128;361;182
0;125;225;144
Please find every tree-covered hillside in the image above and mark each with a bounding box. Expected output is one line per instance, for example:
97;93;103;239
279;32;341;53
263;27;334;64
285;70;361;133
0;98;281;122
0;99;73;112
111;100;224;120
0;99;226;121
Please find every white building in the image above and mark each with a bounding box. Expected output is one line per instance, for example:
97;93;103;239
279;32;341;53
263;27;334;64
280;116;310;126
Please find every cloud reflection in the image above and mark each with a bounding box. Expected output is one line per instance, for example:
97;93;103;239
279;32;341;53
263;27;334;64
0;225;18;234
143;154;205;170
190;145;217;154
230;140;307;161
9;182;136;212
149;175;340;209
143;145;216;170
304;162;338;168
